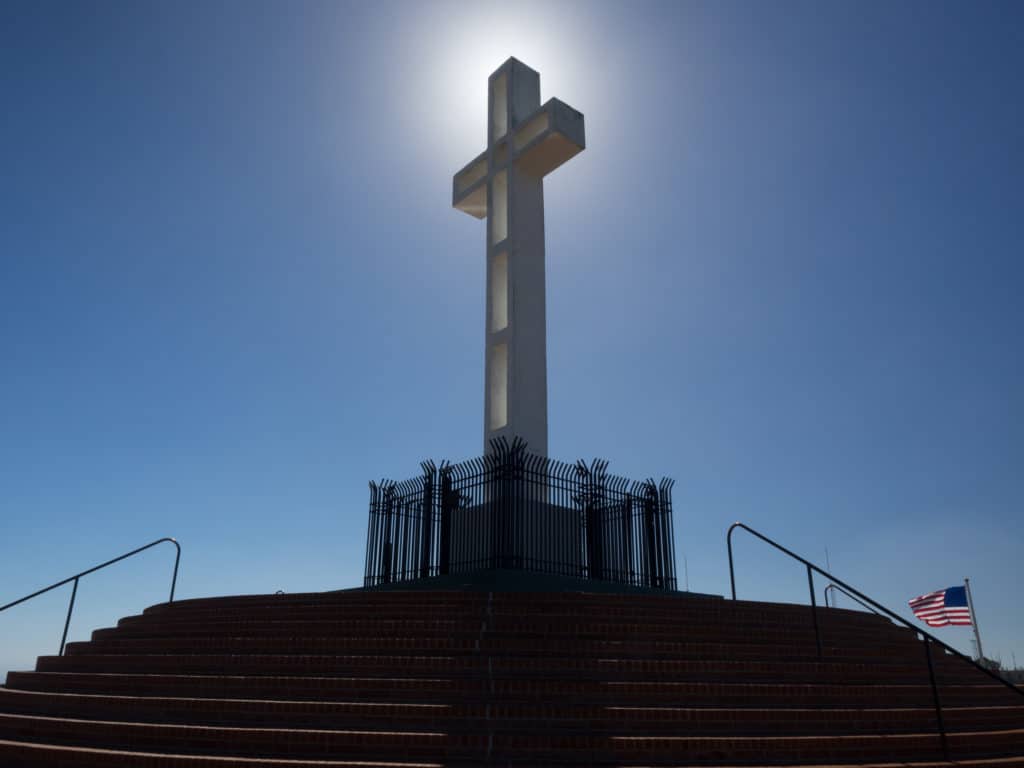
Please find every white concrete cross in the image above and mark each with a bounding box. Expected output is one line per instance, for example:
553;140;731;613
452;58;585;457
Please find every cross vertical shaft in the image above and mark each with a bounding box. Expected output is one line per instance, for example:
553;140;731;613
453;58;585;457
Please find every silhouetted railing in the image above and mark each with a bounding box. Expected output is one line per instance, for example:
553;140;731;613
0;538;181;656
365;438;676;589
727;522;1024;761
824;581;879;613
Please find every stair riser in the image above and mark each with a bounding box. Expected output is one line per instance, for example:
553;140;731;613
117;611;900;634
35;654;987;685
133;604;889;625
2;692;1022;735
2;713;1022;763
0;715;474;760
65;637;940;663
147;594;893;621
4;741;448;768
8;673;1017;709
92;623;911;647
150;594;854;615
609;731;1024;763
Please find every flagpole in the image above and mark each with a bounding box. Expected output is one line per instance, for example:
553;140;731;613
964;577;985;662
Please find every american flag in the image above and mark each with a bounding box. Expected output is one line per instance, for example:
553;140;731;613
908;586;972;627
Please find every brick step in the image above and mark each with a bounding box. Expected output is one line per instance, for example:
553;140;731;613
139;591;733;613
94;618;910;646
59;643;978;684
5;671;490;702
1;712;1023;763
142;592;486;610
89;628;910;656
152;593;913;626
140;597;902;633
2;689;1022;735
138;603;485;621
9;672;1017;708
119;606;892;626
138;598;881;622
494;617;904;638
8;671;1015;708
113;618;896;644
132;588;861;608
32;652;988;684
2;740;447;768
64;634;943;664
606;729;1024;763
0;713;474;761
3;740;1024;768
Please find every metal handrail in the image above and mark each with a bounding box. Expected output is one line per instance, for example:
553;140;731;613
824;582;879;614
0;537;180;656
727;522;1024;760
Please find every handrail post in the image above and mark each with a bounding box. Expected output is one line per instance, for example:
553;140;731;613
806;564;822;659
727;523;737;600
169;540;181;603
923;637;949;760
59;577;79;656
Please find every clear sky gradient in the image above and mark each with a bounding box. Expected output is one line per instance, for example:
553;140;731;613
2;1;1021;673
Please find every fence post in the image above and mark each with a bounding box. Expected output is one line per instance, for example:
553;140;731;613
622;496;634;585
439;465;453;576
658;479;677;591
642;483;660;588
489;443;502;570
381;486;394;584
365;484;375;586
420;462;434;579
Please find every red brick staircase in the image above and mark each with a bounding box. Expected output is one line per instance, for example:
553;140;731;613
1;588;1022;766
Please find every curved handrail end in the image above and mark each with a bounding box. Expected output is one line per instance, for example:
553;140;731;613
0;536;183;652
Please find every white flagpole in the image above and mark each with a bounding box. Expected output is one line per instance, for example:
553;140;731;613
964;577;985;662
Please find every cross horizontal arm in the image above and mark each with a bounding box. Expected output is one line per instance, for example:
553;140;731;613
452;150;488;219
513;98;585;180
452;98;585;219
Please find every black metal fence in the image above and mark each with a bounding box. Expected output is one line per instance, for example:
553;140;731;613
364;439;676;590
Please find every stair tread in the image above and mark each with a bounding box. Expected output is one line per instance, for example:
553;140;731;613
4;710;1023;740
5;688;1021;712
0;738;442;767
4;739;1024;767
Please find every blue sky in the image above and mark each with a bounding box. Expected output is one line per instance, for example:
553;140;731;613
1;1;1021;674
